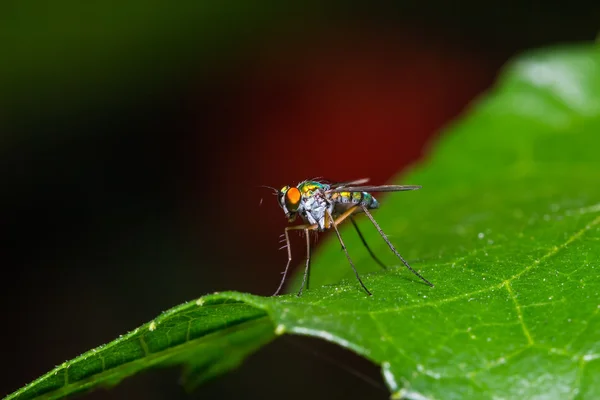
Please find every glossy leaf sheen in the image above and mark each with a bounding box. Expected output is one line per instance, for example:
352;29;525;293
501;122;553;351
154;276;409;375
6;44;600;400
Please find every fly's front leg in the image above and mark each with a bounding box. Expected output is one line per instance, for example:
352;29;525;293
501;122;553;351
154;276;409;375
298;228;311;297
273;227;294;296
273;224;316;296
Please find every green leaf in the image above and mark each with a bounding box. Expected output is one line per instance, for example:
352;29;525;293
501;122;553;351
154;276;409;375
6;301;275;400
6;43;600;400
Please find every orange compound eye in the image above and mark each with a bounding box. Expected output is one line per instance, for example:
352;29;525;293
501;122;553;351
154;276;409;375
285;187;301;211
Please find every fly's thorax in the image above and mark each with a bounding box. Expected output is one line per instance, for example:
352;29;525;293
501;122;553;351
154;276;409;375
297;181;329;197
299;189;332;231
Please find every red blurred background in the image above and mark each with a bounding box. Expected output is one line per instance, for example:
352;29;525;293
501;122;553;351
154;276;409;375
185;26;492;298
1;3;597;399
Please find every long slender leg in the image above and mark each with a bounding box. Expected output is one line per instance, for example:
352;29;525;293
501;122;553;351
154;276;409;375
327;210;372;296
350;216;387;270
305;228;311;291
273;224;314;296
297;228;311;296
361;204;434;287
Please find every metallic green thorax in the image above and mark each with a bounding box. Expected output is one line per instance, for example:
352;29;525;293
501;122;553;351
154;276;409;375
297;181;328;197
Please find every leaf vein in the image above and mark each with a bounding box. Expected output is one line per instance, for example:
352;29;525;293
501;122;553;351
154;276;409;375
505;281;534;345
508;215;600;282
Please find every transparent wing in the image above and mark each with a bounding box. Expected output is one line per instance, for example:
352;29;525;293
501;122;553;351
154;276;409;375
327;184;421;193
328;178;370;189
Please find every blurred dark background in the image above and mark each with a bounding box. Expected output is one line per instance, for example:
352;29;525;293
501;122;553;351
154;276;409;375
1;2;598;399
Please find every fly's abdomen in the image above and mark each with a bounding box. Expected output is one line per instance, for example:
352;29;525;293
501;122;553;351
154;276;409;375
331;191;379;209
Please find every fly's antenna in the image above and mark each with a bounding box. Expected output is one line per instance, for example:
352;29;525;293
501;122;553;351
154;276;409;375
258;185;278;194
257;185;278;207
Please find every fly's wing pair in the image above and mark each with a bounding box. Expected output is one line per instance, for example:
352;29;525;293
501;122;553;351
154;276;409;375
327;178;421;194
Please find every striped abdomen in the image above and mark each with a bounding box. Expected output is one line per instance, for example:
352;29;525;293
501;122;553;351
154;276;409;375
330;191;379;214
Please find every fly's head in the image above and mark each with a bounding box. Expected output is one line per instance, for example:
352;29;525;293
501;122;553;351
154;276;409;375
277;185;303;222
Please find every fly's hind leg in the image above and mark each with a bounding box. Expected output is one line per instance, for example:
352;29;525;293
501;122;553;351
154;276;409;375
360;204;434;287
350;216;387;270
